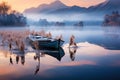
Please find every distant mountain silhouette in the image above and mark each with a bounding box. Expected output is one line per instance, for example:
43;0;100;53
49;5;86;14
24;0;68;13
24;0;120;14
88;0;120;14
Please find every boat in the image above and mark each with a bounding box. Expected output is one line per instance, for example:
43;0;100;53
26;35;64;49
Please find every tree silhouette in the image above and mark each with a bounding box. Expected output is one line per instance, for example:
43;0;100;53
0;2;11;14
0;2;26;26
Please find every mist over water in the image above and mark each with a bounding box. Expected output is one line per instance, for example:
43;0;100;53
24;13;103;22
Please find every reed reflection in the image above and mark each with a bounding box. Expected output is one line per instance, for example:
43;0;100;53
10;50;25;65
34;50;41;75
34;59;40;75
9;56;13;65
16;55;19;64
69;35;78;61
69;47;77;61
9;51;13;65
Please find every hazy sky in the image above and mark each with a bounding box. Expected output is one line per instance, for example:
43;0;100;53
1;0;106;12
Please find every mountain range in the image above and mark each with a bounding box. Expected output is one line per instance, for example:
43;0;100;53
24;0;120;14
87;0;120;14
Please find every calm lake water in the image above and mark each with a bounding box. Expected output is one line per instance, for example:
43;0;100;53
0;26;120;80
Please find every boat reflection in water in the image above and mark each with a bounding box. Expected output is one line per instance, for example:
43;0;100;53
10;47;65;75
34;47;65;75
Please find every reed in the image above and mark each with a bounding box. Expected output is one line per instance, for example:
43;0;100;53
0;30;63;50
69;35;77;47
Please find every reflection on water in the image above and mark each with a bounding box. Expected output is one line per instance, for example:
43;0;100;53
69;47;77;61
10;50;25;65
1;41;120;80
0;26;120;80
0;47;65;76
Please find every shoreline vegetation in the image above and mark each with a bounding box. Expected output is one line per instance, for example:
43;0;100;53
0;2;27;26
103;11;120;26
30;19;84;27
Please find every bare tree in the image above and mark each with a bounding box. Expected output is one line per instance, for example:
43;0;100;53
0;2;11;14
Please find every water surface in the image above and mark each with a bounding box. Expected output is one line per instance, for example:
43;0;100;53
0;26;120;80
